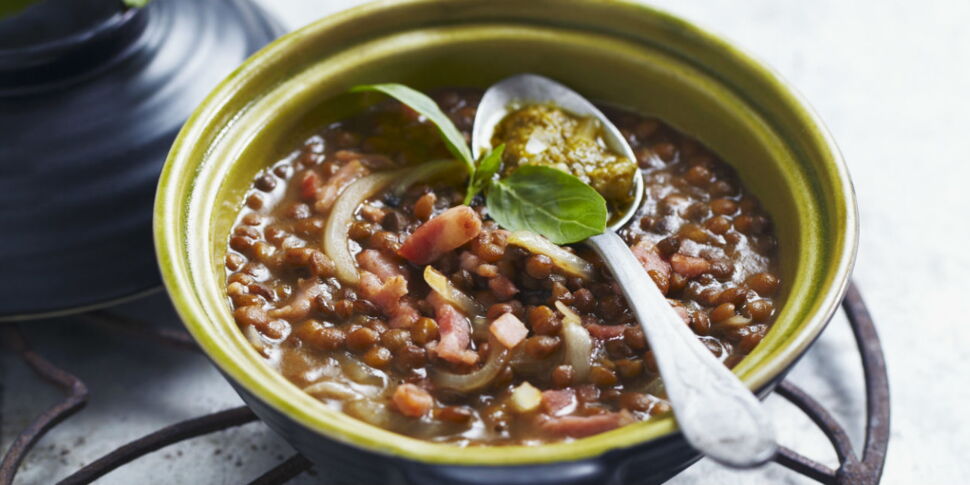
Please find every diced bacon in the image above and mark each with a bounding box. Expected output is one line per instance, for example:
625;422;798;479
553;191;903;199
576;384;601;403
460;251;498;277
429;292;478;365
360;272;405;310
398;206;482;265
267;283;327;321
670;253;712;278
489;313;529;349
389;306;420;329
631;241;671;293
313;160;369;214
357;250;418;328
541;389;577;416
300;171;322;201
584;322;627;340
537;410;635;438
669;300;691;324
357;249;408;281
392;383;433;418
358;271;419;329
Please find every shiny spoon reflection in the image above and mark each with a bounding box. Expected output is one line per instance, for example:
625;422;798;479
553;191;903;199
472;74;777;468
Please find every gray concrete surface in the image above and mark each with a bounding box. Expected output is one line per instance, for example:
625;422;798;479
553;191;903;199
4;0;968;483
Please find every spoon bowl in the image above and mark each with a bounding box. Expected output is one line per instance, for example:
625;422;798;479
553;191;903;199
472;74;643;230
472;73;778;468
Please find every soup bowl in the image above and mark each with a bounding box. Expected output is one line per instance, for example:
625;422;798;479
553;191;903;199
154;0;857;483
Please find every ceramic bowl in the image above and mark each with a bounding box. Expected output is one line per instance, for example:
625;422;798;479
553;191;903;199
155;1;858;483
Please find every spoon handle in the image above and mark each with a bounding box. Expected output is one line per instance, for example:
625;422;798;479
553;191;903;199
586;231;777;467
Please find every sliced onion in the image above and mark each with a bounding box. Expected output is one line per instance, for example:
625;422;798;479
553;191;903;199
721;314;753;327
323;170;402;284
243;325;267;356
508;231;594;280
336;353;387;387
555;300;581;326
644;376;667;399
344;399;392;428
471;315;490;340
432;340;510;393
303;380;359;401
390;159;463;196
424;265;485;317
555;301;592;381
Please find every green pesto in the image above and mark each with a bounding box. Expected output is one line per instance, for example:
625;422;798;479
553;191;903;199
494;104;637;211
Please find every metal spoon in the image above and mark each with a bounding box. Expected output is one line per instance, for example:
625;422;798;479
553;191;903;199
472;74;777;467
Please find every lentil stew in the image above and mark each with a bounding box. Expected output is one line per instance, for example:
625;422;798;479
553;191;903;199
225;89;781;446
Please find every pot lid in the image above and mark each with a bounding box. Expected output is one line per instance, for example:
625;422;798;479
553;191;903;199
0;0;286;320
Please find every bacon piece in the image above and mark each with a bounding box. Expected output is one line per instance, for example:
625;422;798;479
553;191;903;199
576;384;601;403
300;170;322;201
357;250;418;328
357;249;408;281
363;273;408;309
537;410;635;438
669;300;691;324
541;389;577;416
489;313;529;349
631;240;672;293
459;251;498;278
313;160;369;214
488;274;519;301
392;383;433;417
670;253;712;278
398;206;482;265
358;270;419;329
267;282;327;321
584;322;627;340
429;292;478;365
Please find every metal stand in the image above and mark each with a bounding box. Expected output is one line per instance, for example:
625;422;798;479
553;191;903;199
0;282;889;485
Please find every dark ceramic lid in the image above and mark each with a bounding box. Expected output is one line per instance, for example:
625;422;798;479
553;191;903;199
0;0;285;320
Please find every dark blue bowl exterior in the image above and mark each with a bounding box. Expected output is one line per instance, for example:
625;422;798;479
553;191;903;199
231;373;786;485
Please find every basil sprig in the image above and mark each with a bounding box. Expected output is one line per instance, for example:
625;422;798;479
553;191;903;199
465;143;504;205
487;166;607;244
350;83;608;244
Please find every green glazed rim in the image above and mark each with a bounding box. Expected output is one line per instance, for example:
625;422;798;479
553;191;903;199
155;0;857;466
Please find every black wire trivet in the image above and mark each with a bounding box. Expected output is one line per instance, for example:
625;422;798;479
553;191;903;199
0;281;888;485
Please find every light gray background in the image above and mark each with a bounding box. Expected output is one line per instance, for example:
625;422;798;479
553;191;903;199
4;1;968;483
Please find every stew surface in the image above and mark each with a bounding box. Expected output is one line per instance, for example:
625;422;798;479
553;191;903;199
225;88;781;445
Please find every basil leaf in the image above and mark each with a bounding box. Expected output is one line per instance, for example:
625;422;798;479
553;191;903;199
486;165;607;244
463;144;505;205
351;84;474;175
123;0;152;6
